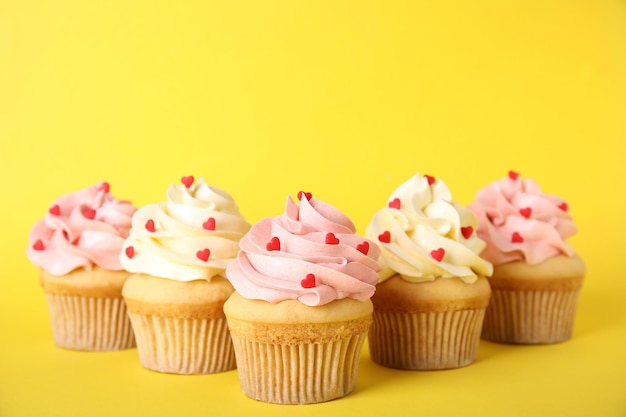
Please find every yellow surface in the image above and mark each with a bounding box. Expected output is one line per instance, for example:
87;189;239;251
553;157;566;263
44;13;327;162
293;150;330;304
1;0;625;416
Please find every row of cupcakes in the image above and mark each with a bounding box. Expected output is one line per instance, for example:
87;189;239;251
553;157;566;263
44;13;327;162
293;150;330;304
25;172;585;405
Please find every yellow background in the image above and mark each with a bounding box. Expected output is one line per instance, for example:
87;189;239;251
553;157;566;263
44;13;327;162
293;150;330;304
1;0;625;416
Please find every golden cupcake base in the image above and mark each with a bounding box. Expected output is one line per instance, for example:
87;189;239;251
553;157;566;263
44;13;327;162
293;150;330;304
369;308;486;370
230;331;367;404
482;289;582;344
128;314;236;374
224;293;373;404
40;268;135;351
368;274;491;370
122;274;236;374
45;294;135;351
482;255;585;345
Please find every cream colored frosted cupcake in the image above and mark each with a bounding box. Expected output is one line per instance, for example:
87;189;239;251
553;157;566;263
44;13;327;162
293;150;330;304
468;170;586;344
26;181;137;351
120;176;250;374
224;191;381;404
366;173;493;370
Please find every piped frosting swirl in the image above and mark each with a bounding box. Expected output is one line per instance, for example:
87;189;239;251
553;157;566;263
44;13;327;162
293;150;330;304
467;171;576;266
26;182;136;275
366;173;493;283
120;177;250;282
226;193;381;306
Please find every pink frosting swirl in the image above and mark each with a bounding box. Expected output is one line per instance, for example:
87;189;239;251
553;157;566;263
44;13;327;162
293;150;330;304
26;182;137;275
468;172;577;266
226;194;381;306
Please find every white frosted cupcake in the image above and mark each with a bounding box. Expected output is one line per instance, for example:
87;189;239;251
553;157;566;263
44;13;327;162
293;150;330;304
120;176;250;374
224;191;381;404
468;170;586;344
366;173;493;370
26;181;137;351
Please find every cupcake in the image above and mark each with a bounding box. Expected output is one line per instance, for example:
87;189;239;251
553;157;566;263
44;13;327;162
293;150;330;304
120;176;250;374
365;173;493;370
468;170;586;344
26;181;137;351
224;191;381;404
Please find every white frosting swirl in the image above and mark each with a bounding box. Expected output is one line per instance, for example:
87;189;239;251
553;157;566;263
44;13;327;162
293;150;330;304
120;177;250;282
366;173;493;283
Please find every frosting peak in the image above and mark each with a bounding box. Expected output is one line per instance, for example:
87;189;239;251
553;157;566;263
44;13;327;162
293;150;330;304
120;177;251;282
226;194;381;306
366;173;493;283
468;172;576;265
26;182;137;275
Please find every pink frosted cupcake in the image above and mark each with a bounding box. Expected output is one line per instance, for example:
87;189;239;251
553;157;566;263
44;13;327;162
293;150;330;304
26;181;137;351
468;170;586;344
224;191;381;404
120;176;251;374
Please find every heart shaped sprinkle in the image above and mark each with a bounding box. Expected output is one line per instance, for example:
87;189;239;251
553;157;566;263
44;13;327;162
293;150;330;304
203;217;216;231
301;273;316;288
145;219;155;232
325;232;340;245
266;236;280;251
424;174;436;185
558;202;568;212
196;248;210;262
388;198;401;209
378;231;391;243
125;246;135;259
461;226;474;239
430;248;445;262
511;232;524;243
298;191;312;201
508;170;519;180
49;205;61;216
519;207;532;219
83;208;96;220
99;182;110;193
356;241;369;255
33;239;45;251
181;176;194;188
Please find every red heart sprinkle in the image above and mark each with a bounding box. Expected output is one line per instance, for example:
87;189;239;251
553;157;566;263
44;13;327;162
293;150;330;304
378;231;391;243
181;176;194;188
266;236;280;251
145;219;155;232
508;170;519;180
125;246;135;259
558;202;568;212
33;239;45;251
388;198;401;209
298;191;312;201
196;248;210;262
356;241;369;255
301;273;316;288
424;174;436;185
99;182;110;193
511;232;524;243
325;232;340;245
203;217;216;231
461;226;474;239
83;208;96;220
519;207;532;219
430;248;445;262
49;205;61;216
